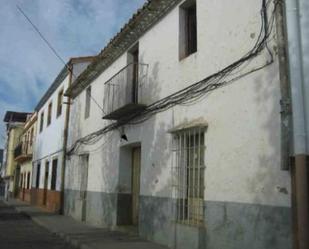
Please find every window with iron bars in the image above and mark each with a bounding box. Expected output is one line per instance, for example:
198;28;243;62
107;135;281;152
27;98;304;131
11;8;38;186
172;126;205;226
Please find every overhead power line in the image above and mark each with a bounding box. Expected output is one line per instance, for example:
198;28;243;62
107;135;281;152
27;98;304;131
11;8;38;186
16;5;105;114
67;0;278;156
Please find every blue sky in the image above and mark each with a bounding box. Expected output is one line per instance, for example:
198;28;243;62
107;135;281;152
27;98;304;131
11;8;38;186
0;0;146;147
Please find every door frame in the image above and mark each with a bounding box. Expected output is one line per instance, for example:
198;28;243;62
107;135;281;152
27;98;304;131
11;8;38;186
131;146;141;226
80;154;89;222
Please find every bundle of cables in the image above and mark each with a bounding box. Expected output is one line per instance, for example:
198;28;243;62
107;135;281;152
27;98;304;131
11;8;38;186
67;0;279;156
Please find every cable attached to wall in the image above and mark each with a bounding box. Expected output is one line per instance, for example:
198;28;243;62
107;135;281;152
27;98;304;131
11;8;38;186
67;0;280;156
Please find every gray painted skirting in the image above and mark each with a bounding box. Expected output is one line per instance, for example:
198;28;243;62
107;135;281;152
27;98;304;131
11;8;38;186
64;189;292;249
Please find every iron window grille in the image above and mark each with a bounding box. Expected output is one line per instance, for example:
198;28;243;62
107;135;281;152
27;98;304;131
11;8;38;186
171;126;206;226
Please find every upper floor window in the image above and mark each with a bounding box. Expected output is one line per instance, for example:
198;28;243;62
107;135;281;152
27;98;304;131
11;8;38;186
47;102;52;126
39;112;44;132
57;89;64;117
29;127;34;146
25;132;29;154
179;0;197;60
85;86;91;119
128;44;139;104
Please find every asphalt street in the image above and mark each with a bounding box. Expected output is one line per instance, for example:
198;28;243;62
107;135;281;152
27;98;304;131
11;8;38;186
0;201;75;249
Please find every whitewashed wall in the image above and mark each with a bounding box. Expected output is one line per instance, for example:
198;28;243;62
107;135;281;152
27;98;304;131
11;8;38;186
66;0;290;209
33;75;69;191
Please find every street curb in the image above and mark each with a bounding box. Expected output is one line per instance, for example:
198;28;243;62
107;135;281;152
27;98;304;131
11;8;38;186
6;201;84;249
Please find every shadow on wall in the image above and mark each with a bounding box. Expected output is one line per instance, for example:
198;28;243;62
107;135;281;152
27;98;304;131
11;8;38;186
205;62;292;249
64;96;83;216
138;58;173;197
130;58;175;244
251;61;291;247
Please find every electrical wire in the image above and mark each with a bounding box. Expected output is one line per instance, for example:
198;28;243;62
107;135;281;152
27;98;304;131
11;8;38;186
16;5;106;115
67;0;280;156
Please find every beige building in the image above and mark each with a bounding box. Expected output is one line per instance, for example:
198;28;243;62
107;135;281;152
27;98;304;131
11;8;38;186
2;111;31;198
14;113;37;203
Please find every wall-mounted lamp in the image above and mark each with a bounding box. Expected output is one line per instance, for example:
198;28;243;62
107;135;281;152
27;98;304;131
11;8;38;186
120;127;128;141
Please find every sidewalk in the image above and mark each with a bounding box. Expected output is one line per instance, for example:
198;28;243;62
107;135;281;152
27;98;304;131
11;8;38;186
5;199;168;249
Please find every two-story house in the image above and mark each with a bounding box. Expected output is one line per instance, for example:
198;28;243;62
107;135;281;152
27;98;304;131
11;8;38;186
14;113;37;203
2;111;31;199
64;0;294;249
32;56;95;212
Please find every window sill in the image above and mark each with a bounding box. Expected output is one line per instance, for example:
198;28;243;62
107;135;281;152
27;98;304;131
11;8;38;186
179;50;197;62
174;220;205;228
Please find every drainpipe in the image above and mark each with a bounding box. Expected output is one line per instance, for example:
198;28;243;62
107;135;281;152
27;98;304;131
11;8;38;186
285;0;309;248
60;63;73;215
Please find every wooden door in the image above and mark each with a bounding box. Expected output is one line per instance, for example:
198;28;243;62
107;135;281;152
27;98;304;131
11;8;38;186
80;155;89;222
22;173;26;201
14;166;21;198
132;147;141;226
43;162;49;206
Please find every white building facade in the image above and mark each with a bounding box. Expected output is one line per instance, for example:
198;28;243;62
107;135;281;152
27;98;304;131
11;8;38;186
32;57;94;212
64;0;292;248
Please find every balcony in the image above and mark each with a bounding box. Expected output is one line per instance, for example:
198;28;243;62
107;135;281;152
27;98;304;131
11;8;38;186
14;141;33;163
103;63;148;120
14;143;22;159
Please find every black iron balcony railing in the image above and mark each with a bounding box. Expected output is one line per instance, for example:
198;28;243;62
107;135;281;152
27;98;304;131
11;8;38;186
14;143;22;159
14;140;33;162
103;63;149;120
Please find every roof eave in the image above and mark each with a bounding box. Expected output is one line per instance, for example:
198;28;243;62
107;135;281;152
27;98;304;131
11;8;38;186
65;0;182;98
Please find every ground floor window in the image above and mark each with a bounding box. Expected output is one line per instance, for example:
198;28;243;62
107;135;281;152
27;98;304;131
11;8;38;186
171;126;206;226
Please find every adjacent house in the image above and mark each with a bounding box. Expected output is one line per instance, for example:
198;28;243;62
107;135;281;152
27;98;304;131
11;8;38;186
14;113;37;203
64;0;292;249
0;149;3;168
0;149;4;197
2;111;31;199
31;56;95;212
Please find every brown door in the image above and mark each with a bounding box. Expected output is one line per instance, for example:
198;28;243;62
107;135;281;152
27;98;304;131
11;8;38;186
80;154;89;222
132;147;141;226
22;174;26;201
43;162;49;206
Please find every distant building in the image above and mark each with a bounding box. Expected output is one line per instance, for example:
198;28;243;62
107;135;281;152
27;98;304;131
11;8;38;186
31;56;95;212
0;149;3;170
2;111;31;199
14;113;37;203
0;149;4;197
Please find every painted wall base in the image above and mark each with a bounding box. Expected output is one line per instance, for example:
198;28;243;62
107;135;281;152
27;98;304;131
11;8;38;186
31;188;61;213
64;189;292;249
18;188;31;203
